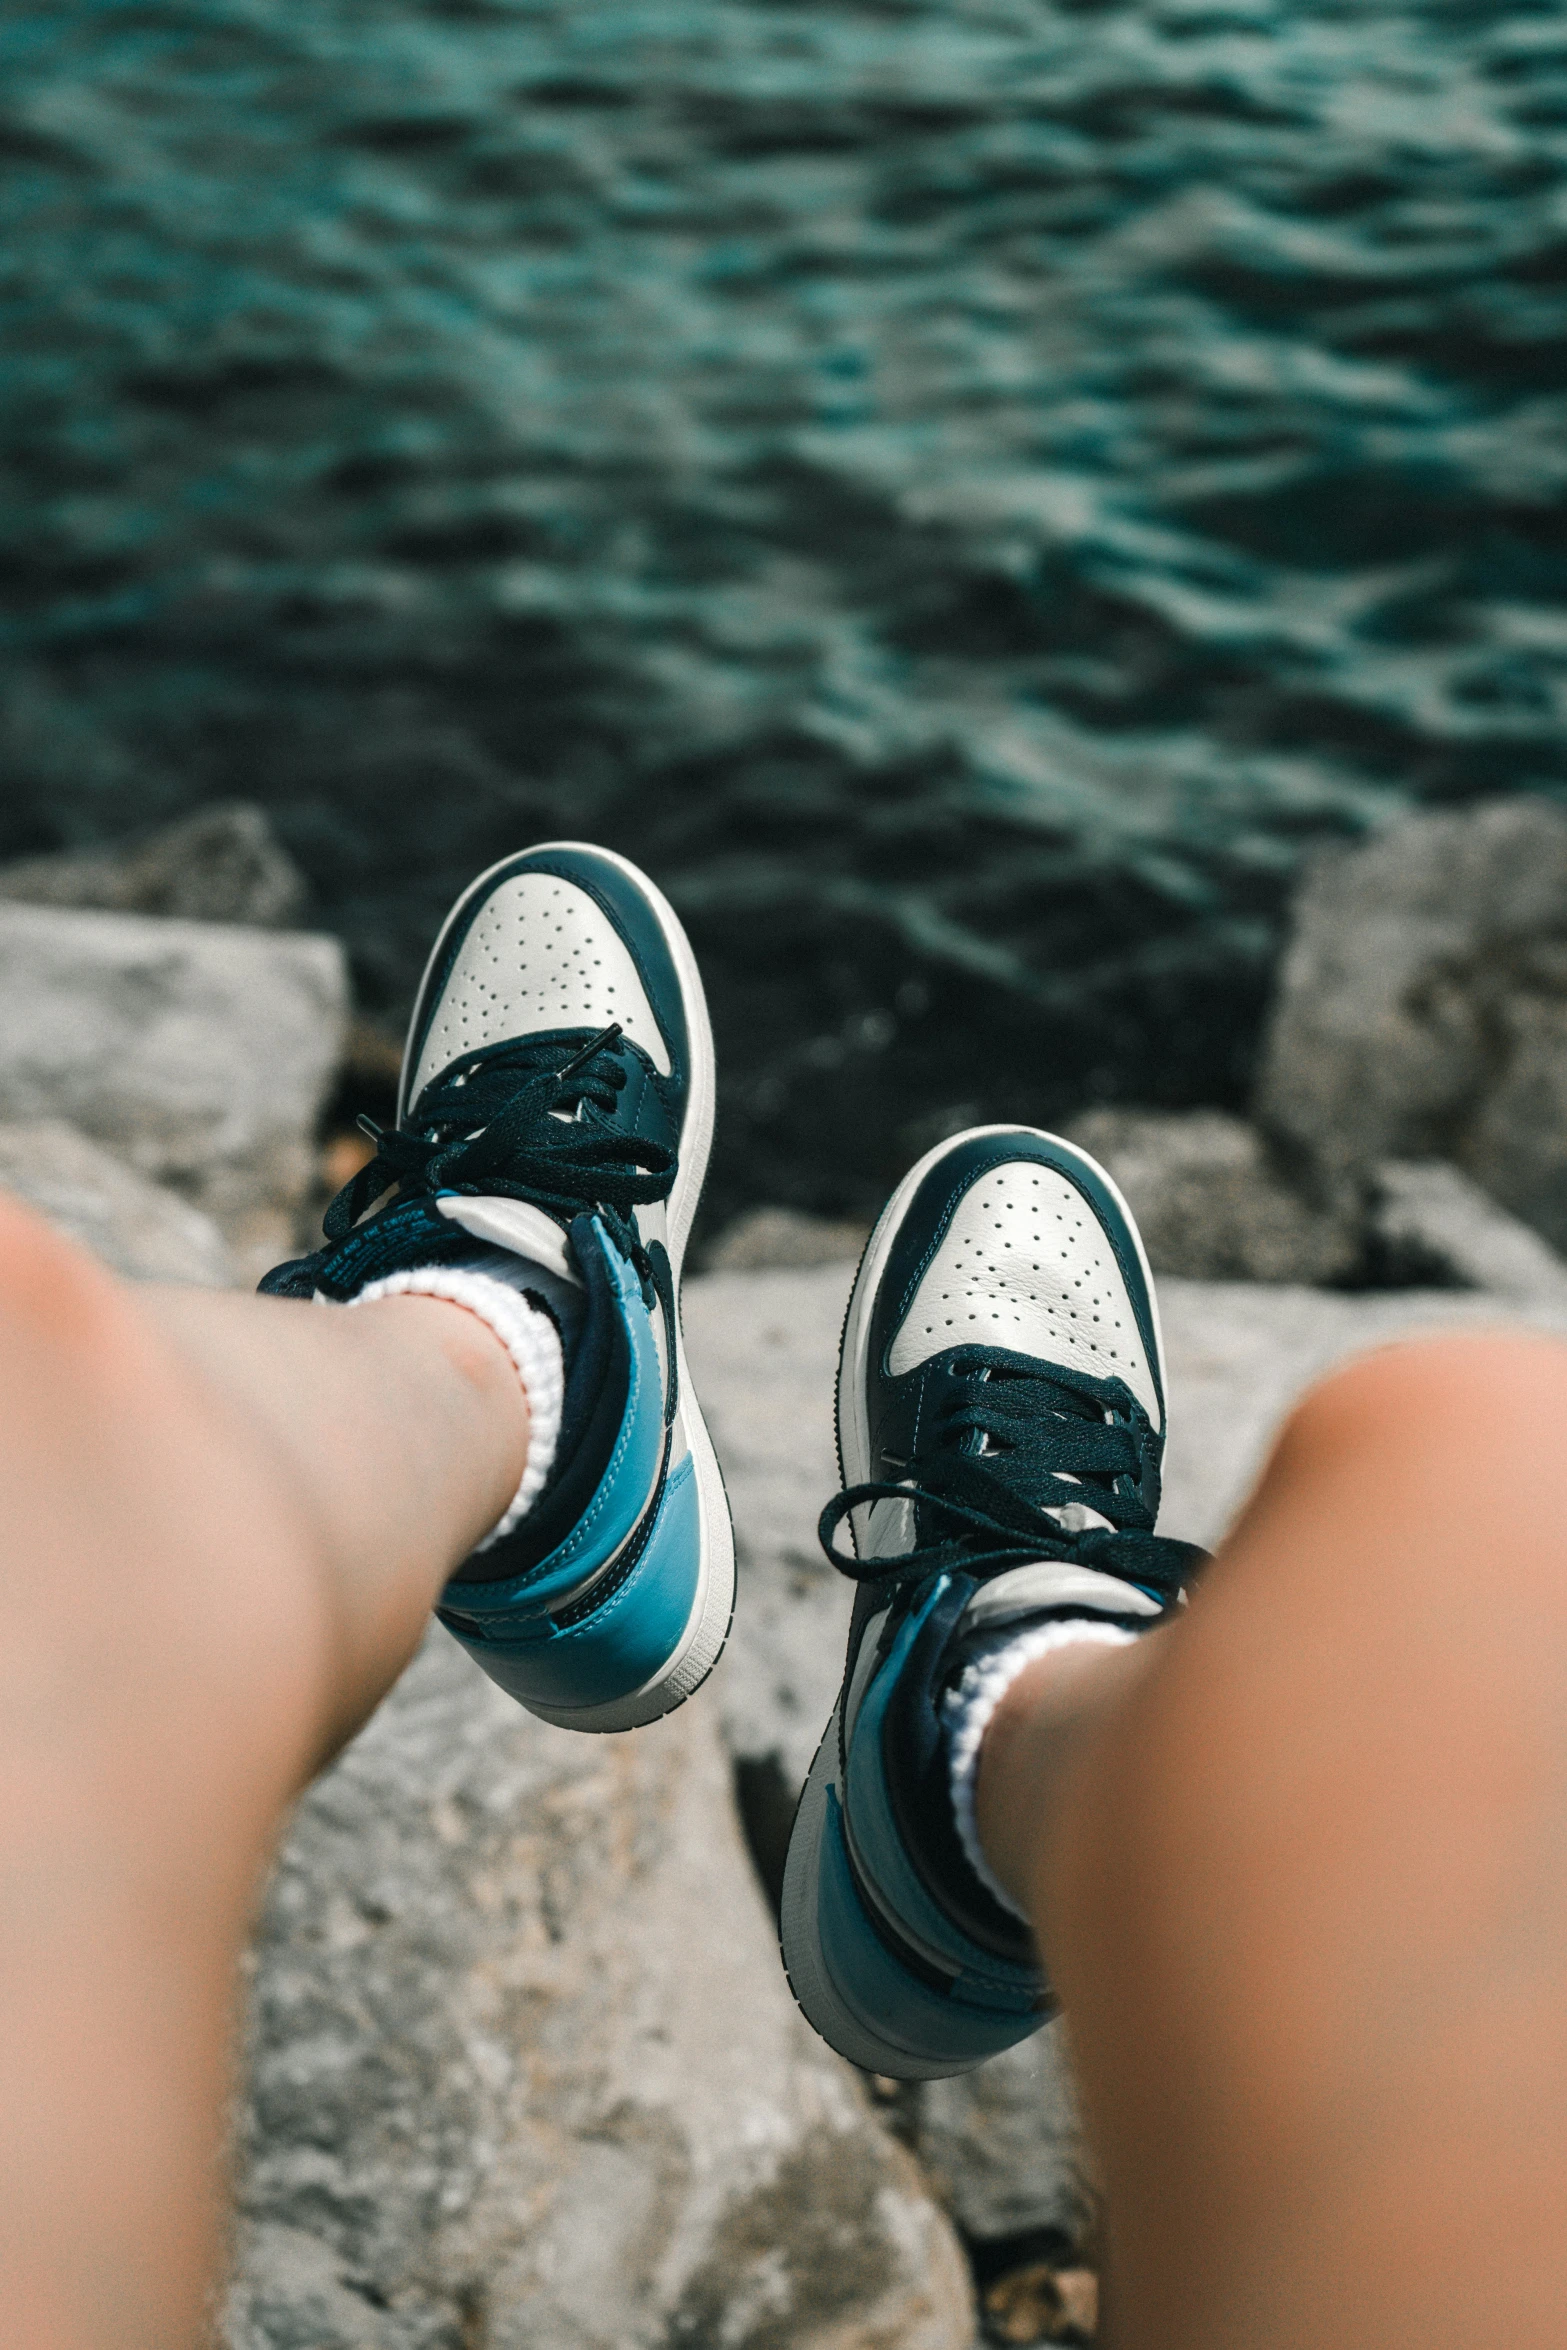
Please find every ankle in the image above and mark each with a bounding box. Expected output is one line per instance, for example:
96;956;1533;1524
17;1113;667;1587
348;1267;557;1546
973;1632;1157;1920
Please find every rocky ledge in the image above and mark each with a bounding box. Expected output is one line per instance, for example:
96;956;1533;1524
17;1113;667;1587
3;797;1567;2346
220;1249;1567;2350
227;1626;972;2350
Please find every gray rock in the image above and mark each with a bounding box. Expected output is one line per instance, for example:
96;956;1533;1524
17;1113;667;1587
706;1206;871;1272
1370;1160;1567;1308
0;903;348;1271
0;1120;235;1286
1463;987;1567;1253
1155;1272;1567;1548
1061;1108;1359;1284
1256;797;1567;1250
0;803;307;928
226;1632;975;2350
684;1264;857;1800
912;2027;1093;2247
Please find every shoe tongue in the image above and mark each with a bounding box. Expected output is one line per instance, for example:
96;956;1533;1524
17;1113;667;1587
442;1220;593;1363
435;1194;582;1287
961;1560;1166;1638
1041;1497;1116;1535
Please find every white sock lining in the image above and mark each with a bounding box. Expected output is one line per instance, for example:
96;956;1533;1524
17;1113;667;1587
347;1266;565;1549
944;1617;1138;1921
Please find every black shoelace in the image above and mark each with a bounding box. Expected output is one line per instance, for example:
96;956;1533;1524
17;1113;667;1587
819;1354;1204;1602
320;1023;680;1418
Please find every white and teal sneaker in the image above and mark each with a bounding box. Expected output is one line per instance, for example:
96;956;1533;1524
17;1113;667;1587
780;1125;1205;2076
261;842;734;1732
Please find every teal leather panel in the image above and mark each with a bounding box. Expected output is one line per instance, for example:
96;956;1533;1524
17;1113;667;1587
453;1452;701;1713
818;1787;1040;2068
843;1593;1041;2008
439;1224;665;1623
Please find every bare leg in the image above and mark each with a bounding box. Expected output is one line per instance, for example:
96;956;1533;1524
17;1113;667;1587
977;1330;1567;2350
0;1193;528;2350
135;1282;529;1756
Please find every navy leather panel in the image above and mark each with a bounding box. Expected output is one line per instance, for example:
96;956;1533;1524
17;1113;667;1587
874;1573;1044;1970
257;1194;470;1299
845;1585;1044;1991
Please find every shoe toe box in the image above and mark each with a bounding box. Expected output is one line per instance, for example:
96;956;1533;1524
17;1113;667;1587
409;866;673;1103
886;1150;1161;1427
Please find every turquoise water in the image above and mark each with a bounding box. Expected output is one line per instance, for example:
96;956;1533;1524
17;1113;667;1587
3;0;1565;1212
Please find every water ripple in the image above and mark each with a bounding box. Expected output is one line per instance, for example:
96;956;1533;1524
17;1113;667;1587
2;0;1564;1211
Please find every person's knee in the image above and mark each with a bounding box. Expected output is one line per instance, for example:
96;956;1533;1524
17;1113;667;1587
0;1185;136;1359
1253;1329;1567;1577
1152;1327;1567;1856
0;1184;315;1603
0;1188;192;1507
0;1189;247;1498
1283;1326;1567;1465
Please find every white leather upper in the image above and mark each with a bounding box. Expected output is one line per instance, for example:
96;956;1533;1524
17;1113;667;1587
410;872;672;1102
886;1159;1161;1428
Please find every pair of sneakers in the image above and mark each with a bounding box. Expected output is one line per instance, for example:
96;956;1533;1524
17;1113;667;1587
264;843;1203;2079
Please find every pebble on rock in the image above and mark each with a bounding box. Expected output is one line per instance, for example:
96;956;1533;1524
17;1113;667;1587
983;2262;1098;2345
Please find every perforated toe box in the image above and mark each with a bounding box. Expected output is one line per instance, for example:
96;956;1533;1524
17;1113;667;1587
887;1159;1160;1427
410;871;671;1102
